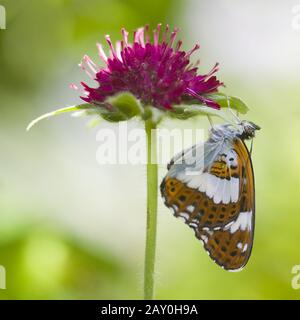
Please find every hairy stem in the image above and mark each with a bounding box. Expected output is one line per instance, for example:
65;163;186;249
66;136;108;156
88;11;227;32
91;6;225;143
144;119;158;300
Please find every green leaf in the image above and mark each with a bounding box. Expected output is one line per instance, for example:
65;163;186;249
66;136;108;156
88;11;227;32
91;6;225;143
26;104;91;131
107;92;142;119
168;104;236;124
204;93;249;114
26;92;143;131
165;93;249;122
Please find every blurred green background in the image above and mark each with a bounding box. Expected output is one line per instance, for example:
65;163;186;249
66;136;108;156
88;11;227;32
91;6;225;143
1;0;300;299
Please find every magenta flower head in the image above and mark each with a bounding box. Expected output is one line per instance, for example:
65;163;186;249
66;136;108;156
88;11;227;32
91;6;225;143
78;24;223;112
27;23;247;131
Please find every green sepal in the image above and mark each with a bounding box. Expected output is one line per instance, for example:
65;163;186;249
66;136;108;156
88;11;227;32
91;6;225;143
204;93;249;114
26;92;144;130
167;104;235;124
106;92;142;119
26;104;91;131
27;91;249;131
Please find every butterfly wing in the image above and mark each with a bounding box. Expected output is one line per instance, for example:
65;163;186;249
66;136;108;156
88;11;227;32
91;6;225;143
197;139;255;270
161;137;255;271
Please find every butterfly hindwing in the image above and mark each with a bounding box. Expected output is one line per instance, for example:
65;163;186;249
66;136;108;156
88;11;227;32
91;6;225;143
197;221;252;271
197;138;255;270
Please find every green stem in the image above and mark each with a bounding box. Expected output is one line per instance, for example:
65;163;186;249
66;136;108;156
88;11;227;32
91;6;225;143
144;119;158;300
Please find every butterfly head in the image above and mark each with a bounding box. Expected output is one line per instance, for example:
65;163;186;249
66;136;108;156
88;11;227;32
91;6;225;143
210;120;260;142
238;120;260;140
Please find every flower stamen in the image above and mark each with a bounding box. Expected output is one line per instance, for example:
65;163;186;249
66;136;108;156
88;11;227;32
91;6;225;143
97;43;108;63
76;24;223;110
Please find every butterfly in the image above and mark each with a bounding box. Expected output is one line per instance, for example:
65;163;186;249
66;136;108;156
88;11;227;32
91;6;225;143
160;120;260;271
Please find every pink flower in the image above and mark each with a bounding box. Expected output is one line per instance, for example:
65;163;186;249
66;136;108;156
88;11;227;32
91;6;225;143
77;24;223;110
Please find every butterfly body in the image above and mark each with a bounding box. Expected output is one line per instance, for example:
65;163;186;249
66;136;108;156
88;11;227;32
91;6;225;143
161;121;260;271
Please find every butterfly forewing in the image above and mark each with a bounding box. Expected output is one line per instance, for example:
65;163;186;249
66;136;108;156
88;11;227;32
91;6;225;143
161;136;255;271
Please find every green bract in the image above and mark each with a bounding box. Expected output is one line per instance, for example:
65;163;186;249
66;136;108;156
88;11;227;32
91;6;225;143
27;91;249;131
